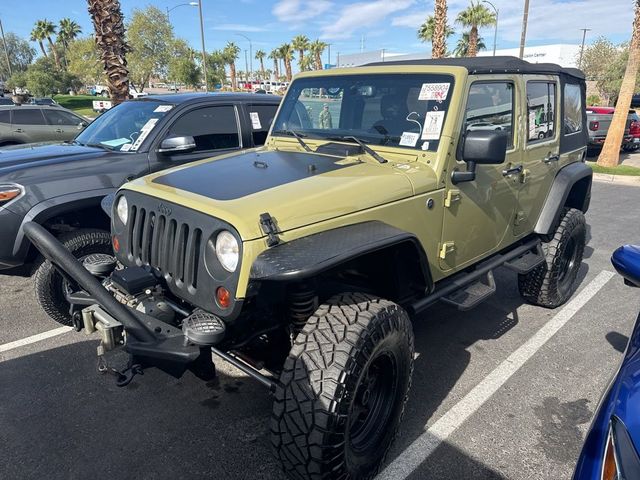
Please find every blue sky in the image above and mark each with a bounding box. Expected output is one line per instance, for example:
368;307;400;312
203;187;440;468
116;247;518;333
1;0;634;67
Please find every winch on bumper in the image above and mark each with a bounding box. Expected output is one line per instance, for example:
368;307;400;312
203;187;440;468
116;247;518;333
23;221;274;389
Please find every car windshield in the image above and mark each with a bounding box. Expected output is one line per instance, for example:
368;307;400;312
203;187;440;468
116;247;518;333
271;73;455;152
75;100;174;151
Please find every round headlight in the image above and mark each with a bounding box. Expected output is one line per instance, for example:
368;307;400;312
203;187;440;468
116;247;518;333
116;196;128;225
215;230;239;272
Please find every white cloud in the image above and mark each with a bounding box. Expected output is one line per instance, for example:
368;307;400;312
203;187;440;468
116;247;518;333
211;23;269;32
272;0;333;24
320;0;415;40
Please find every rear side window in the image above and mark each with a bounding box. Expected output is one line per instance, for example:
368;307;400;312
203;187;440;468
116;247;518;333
44;109;82;126
527;82;556;143
0;110;10;124
247;104;278;146
563;84;582;135
168;105;240;152
464;81;514;148
12;108;46;125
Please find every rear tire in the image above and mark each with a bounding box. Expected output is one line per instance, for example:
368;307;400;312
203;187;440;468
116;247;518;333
33;228;111;325
518;208;586;308
271;293;414;480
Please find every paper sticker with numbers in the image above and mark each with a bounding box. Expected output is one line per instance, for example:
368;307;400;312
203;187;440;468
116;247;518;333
399;131;420;147
130;118;158;151
153;105;173;113
421;111;445;140
249;112;262;129
418;83;451;101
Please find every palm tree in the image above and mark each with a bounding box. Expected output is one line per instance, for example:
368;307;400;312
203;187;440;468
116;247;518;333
299;55;314;72
30;22;48;58
292;35;309;71
58;18;82;69
278;43;294;82
455;1;496;57
268;48;280;80
223;41;240;90
309;39;327;70
418;15;454;45
87;0;130;104
454;31;486;57
255;49;266;80
37;20;61;68
432;0;449;59
598;0;640;167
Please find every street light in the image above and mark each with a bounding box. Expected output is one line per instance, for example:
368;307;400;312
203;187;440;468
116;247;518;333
236;33;252;80
482;0;498;56
165;2;206;91
578;28;591;69
165;2;198;21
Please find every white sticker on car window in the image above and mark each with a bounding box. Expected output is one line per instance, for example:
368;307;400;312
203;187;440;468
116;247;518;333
418;83;450;101
154;105;173;113
129;118;159;151
421;141;430;150
422;111;445;140
120;143;132;152
399;131;420;147
250;112;262;130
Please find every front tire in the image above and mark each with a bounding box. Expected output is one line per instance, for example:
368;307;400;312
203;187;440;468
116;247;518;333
271;293;414;480
33;228;111;325
518;208;586;308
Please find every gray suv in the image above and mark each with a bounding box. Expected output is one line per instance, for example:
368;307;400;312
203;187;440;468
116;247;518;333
0;105;87;146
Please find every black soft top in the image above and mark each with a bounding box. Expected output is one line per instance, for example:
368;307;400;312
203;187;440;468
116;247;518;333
365;56;584;80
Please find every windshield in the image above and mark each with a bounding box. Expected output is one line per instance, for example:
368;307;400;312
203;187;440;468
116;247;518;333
272;73;455;152
75;100;174;151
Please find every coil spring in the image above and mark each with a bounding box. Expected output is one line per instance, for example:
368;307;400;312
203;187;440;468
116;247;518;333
288;283;318;334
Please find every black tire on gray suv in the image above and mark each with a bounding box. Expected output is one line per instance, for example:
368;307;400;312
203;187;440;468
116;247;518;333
33;229;112;325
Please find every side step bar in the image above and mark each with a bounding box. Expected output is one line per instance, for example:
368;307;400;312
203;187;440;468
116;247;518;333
441;271;496;311
410;238;541;315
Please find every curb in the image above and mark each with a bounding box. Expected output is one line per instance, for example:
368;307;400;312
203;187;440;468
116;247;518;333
592;172;640;186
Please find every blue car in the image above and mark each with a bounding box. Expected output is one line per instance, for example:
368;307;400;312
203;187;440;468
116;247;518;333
574;245;640;480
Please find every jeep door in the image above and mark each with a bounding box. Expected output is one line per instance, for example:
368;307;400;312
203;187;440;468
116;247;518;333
440;77;521;272
513;76;561;236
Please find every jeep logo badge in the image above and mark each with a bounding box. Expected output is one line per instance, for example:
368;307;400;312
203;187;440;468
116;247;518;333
158;203;172;216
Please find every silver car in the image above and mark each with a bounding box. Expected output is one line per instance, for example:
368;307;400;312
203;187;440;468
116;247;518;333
0;105;88;147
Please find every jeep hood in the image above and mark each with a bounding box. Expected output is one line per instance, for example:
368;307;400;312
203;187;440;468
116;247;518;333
127;149;418;240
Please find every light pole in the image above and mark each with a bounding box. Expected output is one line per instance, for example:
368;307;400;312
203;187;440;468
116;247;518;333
236;33;252;80
578;28;591;69
0;18;11;77
519;0;530;59
482;0;498;56
165;2;198;22
165;2;205;90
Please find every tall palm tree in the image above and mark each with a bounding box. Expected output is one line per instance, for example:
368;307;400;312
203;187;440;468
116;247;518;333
309;39;327;70
292;35;309;71
598;0;640;167
37;20;61;68
58;18;82;69
269;48;280;80
87;0;130;104
278;43;294;82
455;1;496;57
418;15;454;45
432;0;449;59
30;22;48;58
223;41;240;90
255;49;266;80
454;31;486;57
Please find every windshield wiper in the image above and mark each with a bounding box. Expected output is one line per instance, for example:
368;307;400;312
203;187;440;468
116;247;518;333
327;135;387;164
273;129;313;152
84;142;116;151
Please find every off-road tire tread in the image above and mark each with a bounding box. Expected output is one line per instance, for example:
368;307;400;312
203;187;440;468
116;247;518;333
271;292;414;480
518;208;586;308
33;228;111;325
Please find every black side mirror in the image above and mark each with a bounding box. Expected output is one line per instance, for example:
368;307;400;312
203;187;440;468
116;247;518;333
158;135;196;154
452;130;508;184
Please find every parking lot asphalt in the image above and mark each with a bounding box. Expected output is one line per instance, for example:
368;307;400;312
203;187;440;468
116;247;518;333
1;180;639;480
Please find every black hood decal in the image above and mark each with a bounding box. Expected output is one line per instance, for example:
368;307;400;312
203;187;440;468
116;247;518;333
153;150;354;200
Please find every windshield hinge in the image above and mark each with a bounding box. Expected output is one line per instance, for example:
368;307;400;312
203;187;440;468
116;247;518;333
259;213;280;247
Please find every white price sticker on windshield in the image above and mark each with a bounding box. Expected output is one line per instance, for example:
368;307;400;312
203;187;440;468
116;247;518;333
154;105;173;113
399;131;419;147
418;83;450;101
422;111;445;140
130;119;158;151
249;112;262;130
120;143;132;152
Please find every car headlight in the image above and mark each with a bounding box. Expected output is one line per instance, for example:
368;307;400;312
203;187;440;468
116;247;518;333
116;196;128;225
215;230;239;272
0;183;24;208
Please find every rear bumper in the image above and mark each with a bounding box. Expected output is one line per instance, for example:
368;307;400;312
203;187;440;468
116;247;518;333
588;135;633;147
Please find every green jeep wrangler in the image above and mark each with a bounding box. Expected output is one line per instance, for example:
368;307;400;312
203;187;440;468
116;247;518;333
26;57;591;480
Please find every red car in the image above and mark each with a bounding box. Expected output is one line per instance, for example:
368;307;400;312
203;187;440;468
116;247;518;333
627;112;640;151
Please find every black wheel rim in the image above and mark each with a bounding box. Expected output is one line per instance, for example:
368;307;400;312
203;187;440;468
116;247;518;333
557;236;578;293
347;351;399;455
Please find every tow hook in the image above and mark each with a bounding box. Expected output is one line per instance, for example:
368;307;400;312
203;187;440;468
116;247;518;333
97;346;144;387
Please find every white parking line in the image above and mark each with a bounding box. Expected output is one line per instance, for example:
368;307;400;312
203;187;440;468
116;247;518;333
0;326;73;354
378;269;616;480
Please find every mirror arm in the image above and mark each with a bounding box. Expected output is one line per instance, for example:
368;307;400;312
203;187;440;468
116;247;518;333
451;160;476;185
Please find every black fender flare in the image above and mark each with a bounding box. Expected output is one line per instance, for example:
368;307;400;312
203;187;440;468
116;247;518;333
535;162;592;236
250;221;433;291
13;188;115;260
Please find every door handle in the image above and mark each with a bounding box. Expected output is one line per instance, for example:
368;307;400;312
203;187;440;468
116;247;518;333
13;128;23;133
544;153;559;163
55;128;63;133
502;164;523;176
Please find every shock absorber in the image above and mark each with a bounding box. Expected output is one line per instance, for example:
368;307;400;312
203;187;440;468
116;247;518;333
288;282;318;334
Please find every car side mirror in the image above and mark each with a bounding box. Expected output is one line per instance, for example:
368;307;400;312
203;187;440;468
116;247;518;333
78;122;87;129
452;130;508;184
612;245;640;288
158;135;196;154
